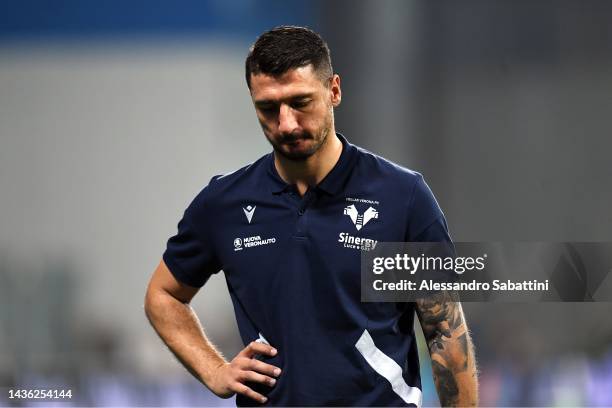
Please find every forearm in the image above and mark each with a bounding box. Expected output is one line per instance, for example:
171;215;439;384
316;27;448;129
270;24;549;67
144;288;227;386
428;319;478;406
417;294;478;407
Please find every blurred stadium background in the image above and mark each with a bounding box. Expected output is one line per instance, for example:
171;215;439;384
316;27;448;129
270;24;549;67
1;0;611;406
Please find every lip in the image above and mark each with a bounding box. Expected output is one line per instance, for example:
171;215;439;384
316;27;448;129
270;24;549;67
283;137;310;145
283;139;304;147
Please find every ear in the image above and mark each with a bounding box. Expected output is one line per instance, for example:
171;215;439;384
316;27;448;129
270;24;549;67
330;74;341;107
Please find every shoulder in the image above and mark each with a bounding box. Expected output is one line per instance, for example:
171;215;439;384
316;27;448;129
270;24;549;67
209;153;270;191
350;144;448;240
186;153;270;214
353;144;425;194
350;143;442;221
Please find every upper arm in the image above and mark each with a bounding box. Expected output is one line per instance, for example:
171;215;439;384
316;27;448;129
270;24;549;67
146;259;200;305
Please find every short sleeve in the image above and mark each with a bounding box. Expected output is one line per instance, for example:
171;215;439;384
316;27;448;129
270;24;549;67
406;174;453;244
163;183;222;288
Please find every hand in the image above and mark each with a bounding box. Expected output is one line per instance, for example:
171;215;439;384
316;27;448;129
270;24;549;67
208;341;281;404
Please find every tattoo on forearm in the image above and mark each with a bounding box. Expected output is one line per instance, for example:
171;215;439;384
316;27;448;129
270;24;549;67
416;291;476;406
456;332;468;371
431;360;459;407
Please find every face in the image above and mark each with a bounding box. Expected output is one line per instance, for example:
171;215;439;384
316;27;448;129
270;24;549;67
249;65;341;161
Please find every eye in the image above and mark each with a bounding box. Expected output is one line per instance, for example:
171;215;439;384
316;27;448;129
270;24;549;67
291;99;311;109
258;105;277;115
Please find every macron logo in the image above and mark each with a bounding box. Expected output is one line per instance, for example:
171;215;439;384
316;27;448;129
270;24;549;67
243;205;256;224
344;205;378;231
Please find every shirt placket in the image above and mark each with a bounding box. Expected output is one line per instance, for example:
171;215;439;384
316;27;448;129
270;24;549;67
291;188;318;239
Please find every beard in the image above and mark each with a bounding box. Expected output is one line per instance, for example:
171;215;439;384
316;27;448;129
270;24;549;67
265;113;333;162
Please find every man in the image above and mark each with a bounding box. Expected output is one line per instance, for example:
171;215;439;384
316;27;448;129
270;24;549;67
145;26;478;407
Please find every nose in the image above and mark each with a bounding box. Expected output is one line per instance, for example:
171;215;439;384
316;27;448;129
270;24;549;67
277;103;299;134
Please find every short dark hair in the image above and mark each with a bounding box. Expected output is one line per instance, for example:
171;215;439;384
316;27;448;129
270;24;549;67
245;25;333;89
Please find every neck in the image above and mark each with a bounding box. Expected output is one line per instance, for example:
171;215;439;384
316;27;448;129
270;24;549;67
274;129;342;196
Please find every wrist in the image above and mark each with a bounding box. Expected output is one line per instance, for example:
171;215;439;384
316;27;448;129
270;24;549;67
200;359;228;387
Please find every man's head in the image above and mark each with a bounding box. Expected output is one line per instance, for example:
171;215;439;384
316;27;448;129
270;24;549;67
246;26;341;161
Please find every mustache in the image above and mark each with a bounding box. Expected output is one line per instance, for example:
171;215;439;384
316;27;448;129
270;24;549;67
278;132;313;143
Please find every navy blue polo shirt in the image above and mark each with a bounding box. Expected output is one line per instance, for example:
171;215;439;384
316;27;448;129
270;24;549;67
163;133;452;407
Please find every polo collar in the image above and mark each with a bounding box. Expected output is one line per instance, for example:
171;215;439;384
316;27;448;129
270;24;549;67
267;132;358;196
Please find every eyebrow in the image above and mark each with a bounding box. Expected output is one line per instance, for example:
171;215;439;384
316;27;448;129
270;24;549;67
254;93;315;106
